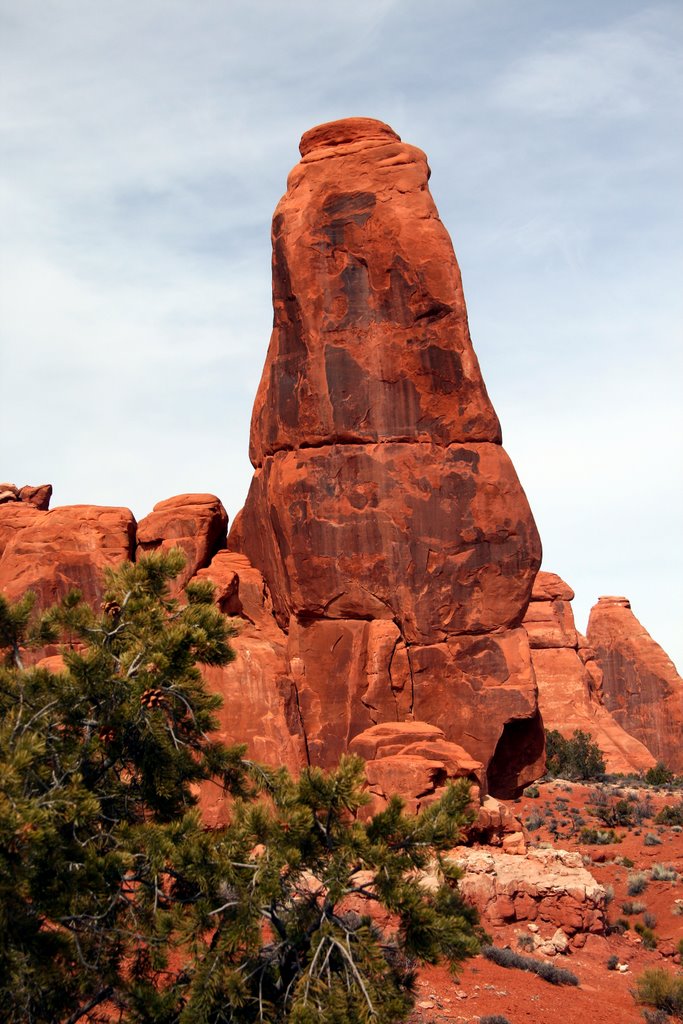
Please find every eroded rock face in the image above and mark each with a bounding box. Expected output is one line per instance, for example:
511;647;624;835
523;573;655;775
524;572;577;650
232;117;543;796
241;443;538;641
190;550;307;826
0;492;230;614
0;502;136;609
249;117;502;467
587;596;683;772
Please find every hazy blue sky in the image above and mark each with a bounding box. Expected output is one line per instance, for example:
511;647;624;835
1;1;681;669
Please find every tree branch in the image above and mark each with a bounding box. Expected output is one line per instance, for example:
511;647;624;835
64;985;114;1024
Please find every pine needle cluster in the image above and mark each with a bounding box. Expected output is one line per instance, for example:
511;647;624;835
0;551;481;1023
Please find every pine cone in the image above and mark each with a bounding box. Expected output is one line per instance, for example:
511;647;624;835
140;687;168;710
102;599;121;617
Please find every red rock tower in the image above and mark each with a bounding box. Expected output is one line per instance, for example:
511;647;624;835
587;596;683;772
523;572;656;774
231;118;544;796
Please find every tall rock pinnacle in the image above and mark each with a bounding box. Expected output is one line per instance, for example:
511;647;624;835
250;116;502;467
587;596;683;772
3;121;682;810
230;118;545;796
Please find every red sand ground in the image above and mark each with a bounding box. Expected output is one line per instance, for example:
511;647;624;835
409;779;683;1024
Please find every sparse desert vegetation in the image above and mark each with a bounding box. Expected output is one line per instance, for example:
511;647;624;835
407;772;683;1023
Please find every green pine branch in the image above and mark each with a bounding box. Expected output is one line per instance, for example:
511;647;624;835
0;550;481;1024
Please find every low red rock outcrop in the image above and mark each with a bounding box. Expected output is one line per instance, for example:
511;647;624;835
0;493;305;832
230;117;544;798
452;847;606;937
587;596;683;772
0;482;53;510
348;722;484;815
523;573;655;775
0;502;136;609
137;493;228;591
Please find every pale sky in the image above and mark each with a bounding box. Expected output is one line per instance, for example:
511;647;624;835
1;0;681;670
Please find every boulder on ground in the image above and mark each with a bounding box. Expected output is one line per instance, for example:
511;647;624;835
350;722;484;816
452;846;606;936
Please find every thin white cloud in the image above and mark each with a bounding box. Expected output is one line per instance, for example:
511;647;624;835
492;8;682;119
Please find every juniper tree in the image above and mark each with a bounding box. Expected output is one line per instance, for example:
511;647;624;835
0;551;481;1024
545;728;605;781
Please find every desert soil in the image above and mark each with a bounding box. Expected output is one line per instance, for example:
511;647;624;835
409;778;683;1024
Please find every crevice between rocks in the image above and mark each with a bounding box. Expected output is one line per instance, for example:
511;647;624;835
289;679;312;768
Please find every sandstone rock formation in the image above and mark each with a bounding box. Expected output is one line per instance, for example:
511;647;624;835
348;721;484;815
524;573;655;774
0;501;136;609
137;493;228;591
3;120;682;844
452;847;606;937
471;796;528;855
0;482;52;510
190;550;307;824
587;596;683;772
0;490;229;615
229;117;544;797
